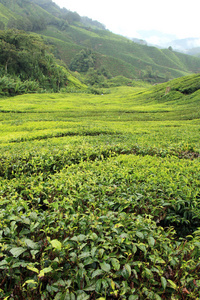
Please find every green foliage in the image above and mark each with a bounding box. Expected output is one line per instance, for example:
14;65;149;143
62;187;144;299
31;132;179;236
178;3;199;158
0;20;5;30
7;16;34;31
1;186;199;299
108;75;132;87
69;49;96;73
81;16;106;30
69;50;112;87
0;75;40;96
0;1;200;297
0;148;200;299
84;68;107;87
64;11;81;25
0;0;60;30
0;74;200;298
0;29;85;95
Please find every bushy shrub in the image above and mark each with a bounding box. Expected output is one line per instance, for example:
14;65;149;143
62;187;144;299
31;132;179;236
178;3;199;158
0;29;82;94
0;76;40;96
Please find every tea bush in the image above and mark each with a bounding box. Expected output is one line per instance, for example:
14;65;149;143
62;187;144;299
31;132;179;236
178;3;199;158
0;76;200;298
0;156;200;299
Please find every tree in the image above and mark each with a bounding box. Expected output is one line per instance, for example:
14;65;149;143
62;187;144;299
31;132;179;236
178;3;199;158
146;65;153;78
28;16;47;31
0;29;68;91
69;49;96;73
165;71;171;81
98;67;112;79
7;17;33;31
65;11;81;24
0;35;19;74
0;21;5;30
85;67;108;87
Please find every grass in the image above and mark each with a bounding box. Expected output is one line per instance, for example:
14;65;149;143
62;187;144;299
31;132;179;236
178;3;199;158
0;74;200;299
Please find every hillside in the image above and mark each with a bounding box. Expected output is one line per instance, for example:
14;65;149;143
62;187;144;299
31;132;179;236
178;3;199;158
42;25;200;78
0;0;200;84
0;28;86;96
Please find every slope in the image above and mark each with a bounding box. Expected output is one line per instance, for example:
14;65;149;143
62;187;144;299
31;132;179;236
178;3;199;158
0;29;86;95
0;3;19;27
1;0;200;83
41;25;200;80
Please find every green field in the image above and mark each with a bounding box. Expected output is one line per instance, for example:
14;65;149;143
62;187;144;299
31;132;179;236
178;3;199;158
0;75;200;299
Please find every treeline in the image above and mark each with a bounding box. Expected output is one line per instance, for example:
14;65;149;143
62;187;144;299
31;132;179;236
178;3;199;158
0;29;70;96
32;0;106;29
5;16;48;32
69;49;112;88
69;49;162;88
0;0;106;32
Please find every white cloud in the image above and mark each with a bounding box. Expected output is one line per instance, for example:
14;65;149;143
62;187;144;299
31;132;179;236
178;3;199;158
54;0;200;42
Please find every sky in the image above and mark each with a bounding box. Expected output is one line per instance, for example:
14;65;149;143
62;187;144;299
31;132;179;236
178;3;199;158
54;0;200;46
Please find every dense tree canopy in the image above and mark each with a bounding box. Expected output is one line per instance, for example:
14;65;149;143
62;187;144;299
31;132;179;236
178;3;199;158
69;49;96;73
0;29;69;93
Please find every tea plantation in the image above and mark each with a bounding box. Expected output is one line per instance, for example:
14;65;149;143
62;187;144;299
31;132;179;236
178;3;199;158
0;75;200;299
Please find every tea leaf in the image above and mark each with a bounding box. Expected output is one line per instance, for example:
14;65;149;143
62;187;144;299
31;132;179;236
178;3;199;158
38;267;53;278
125;263;132;277
148;236;155;247
95;279;102;293
27;265;39;274
111;258;120;270
100;261;111;272
161;276;167;290
79;251;91;259
136;231;144;239
84;284;96;291
23;280;38;287
0;260;8;267
10;247;26;257
129;296;139;300
91;247;97;257
50;239;62;250
168;279;177;290
77;291;90;300
24;238;39;249
92;269;104;278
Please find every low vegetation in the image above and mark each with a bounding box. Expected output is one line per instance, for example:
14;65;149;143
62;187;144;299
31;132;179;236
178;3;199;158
0;74;200;299
0;1;200;299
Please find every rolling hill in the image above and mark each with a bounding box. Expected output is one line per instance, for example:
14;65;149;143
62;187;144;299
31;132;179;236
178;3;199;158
1;0;200;84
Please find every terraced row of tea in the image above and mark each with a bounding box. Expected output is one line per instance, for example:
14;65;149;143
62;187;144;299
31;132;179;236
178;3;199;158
0;76;200;299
